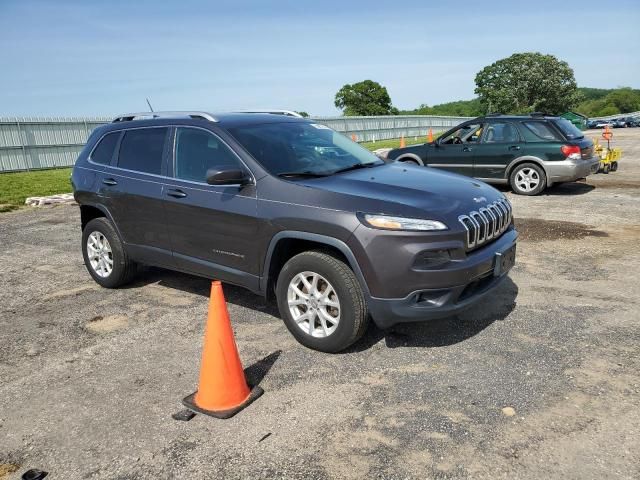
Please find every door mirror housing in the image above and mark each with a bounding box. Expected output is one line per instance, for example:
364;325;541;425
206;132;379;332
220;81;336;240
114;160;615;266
206;167;251;185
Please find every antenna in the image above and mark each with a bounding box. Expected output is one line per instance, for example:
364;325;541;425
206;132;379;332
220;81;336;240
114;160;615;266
146;98;154;112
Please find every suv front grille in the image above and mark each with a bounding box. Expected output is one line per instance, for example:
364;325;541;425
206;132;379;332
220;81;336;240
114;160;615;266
458;199;512;250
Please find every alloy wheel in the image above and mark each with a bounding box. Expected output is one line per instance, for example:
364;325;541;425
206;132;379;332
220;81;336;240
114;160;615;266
287;271;340;338
515;167;540;192
87;231;113;278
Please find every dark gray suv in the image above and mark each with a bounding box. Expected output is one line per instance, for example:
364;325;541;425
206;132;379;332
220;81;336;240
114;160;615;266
72;111;518;352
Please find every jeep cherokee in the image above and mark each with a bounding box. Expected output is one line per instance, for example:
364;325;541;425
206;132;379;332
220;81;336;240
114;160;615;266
72;111;518;352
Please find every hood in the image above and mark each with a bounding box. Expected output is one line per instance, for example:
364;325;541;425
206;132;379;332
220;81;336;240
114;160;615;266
295;163;505;218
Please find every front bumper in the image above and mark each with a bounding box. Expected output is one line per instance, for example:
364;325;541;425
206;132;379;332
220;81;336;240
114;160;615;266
365;230;517;328
542;156;600;184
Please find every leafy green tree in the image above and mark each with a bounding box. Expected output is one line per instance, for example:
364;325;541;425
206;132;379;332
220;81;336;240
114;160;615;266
474;53;580;114
295;111;310;118
334;80;398;116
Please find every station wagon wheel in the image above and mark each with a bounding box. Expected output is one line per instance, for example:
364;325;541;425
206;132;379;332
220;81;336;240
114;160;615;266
276;250;369;352
509;162;546;196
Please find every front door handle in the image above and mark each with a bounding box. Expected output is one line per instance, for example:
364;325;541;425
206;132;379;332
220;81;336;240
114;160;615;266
102;178;118;186
462;146;472;152
509;145;521;151
167;189;187;199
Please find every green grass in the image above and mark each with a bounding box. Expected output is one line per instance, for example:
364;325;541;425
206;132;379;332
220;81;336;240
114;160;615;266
360;135;438;151
0;168;72;212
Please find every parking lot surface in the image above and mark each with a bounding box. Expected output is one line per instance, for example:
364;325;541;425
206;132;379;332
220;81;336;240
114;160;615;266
1;129;639;479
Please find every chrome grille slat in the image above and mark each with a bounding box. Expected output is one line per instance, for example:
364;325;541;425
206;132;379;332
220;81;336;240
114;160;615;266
458;199;512;250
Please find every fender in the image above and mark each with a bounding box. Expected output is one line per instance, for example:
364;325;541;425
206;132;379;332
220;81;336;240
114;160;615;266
395;153;425;166
260;231;371;298
505;155;547;179
79;202;125;242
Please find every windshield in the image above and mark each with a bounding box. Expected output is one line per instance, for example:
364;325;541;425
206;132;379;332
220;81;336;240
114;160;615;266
554;118;584;140
228;122;383;176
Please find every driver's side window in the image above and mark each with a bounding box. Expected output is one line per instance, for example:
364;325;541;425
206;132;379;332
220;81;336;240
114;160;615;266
174;127;241;183
440;123;484;144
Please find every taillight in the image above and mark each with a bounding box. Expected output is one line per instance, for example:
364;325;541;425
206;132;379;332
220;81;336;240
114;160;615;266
561;145;581;159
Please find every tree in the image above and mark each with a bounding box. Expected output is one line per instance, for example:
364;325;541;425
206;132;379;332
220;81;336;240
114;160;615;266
334;80;398;116
474;53;580;115
295;111;310;118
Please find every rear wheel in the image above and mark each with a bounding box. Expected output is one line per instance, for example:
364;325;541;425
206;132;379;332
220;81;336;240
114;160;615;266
610;161;618;172
276;250;369;352
82;218;137;288
602;163;611;174
509;163;546;195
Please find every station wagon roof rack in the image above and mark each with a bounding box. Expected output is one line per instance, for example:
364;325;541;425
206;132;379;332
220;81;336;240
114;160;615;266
236;110;304;118
529;112;554;117
111;111;218;123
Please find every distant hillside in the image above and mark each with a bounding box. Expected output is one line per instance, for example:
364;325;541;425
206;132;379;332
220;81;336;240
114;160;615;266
401;87;640;118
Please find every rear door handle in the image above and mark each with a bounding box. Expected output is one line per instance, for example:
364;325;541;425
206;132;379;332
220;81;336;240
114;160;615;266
509;145;521;151
462;146;472;152
102;178;118;186
167;189;187;199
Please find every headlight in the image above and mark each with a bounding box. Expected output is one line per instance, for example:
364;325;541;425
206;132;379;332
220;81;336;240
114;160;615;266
360;214;447;231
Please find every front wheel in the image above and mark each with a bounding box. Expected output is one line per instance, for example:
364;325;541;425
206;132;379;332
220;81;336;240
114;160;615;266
509;163;546;195
276;251;369;352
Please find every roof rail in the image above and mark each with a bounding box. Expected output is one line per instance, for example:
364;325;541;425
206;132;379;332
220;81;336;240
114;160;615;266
112;111;217;123
237;110;304;118
529;112;554;117
485;112;504;117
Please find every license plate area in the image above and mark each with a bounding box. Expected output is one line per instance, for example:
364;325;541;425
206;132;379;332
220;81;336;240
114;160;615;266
493;244;516;277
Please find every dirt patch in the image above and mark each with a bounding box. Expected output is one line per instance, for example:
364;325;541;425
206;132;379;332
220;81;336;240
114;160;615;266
588;179;640;190
0;464;20;479
85;314;128;334
515;218;608;242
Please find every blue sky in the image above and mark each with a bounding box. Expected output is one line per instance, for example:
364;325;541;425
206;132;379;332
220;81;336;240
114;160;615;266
1;0;639;116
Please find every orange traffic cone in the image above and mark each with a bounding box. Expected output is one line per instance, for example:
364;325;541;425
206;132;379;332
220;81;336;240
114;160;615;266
182;281;263;419
399;135;406;148
428;128;433;142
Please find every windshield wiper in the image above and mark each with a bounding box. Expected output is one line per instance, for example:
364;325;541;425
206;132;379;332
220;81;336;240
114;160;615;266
277;171;330;178
330;161;383;175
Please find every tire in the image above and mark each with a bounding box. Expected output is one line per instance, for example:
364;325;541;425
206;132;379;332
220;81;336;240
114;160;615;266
399;158;420;166
602;163;610;174
276;250;369;353
509;162;547;196
611;161;618;172
82;217;137;288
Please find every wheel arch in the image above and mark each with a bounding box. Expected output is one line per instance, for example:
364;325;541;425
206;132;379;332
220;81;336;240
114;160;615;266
505;156;547;179
395;153;425;166
261;232;370;301
80;203;125;242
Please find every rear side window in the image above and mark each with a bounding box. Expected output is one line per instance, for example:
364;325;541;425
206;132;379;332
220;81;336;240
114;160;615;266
90;132;119;165
117;128;168;175
520;121;561;142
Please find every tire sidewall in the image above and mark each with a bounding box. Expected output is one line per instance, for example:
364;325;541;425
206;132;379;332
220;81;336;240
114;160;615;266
510;163;546;195
276;253;362;353
82;218;127;288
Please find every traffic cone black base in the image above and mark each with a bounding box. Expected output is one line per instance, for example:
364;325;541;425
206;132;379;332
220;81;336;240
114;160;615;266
182;384;264;419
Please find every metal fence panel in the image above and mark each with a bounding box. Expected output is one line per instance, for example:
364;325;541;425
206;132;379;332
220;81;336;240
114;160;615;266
0;115;470;172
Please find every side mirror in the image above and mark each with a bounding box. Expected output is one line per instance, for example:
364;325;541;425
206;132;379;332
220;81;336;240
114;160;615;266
206;167;250;186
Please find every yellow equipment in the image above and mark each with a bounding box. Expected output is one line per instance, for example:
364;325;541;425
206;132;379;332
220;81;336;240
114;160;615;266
593;138;621;174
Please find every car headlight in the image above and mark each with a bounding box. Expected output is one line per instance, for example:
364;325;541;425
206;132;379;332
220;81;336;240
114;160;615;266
360;214;447;231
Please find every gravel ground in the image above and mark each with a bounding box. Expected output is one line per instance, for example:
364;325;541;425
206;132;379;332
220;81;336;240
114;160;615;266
1;129;639;479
